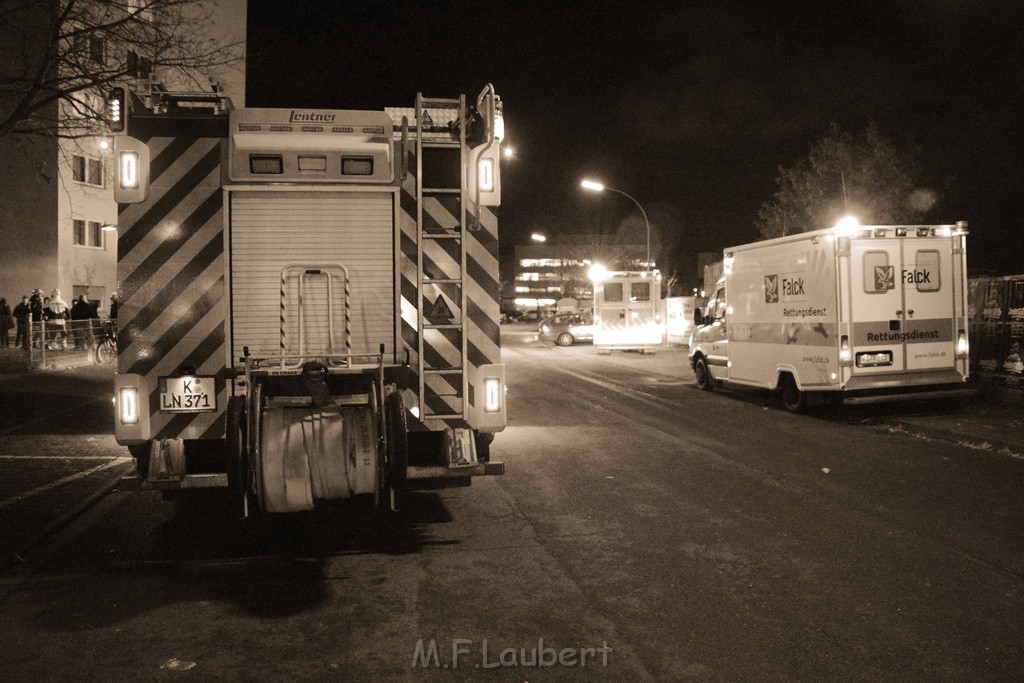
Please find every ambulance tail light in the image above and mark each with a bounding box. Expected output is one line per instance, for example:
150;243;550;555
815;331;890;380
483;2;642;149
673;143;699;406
957;330;968;358
118;387;140;425
484;377;503;414
839;335;853;366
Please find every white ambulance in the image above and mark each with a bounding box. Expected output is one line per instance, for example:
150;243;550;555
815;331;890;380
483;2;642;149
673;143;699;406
592;269;664;351
688;222;972;410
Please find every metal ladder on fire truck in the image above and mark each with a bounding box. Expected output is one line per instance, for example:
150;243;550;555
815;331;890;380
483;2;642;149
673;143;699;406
414;94;470;429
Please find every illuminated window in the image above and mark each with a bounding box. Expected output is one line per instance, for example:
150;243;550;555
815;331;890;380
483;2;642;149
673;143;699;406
520;258;570;268
298;155;327;172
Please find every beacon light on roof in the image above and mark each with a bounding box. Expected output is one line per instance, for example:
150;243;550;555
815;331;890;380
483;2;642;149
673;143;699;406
832;215;860;237
588;263;608;282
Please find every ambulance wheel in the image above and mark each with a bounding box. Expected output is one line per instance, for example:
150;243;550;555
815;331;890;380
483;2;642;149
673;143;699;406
128;442;150;477
780;374;807;413
385;392;408;486
225;396;246;495
556;332;575;347
694;356;714;391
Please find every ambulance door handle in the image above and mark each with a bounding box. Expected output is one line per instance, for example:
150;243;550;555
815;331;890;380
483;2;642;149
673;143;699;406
907;309;914;317
895;310;902;317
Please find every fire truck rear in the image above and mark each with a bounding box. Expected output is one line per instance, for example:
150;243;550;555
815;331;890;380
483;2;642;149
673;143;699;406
108;85;507;513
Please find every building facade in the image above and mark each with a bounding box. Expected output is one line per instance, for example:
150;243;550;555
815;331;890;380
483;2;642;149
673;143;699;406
0;0;246;314
510;235;648;314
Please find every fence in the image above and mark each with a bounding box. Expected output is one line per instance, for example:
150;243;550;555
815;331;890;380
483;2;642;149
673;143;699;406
23;319;115;370
968;275;1024;388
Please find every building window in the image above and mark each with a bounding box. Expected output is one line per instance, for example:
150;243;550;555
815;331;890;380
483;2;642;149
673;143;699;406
89;36;105;65
73;219;105;248
72;155;104;188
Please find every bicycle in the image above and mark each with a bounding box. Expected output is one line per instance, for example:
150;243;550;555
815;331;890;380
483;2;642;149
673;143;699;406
96;320;117;364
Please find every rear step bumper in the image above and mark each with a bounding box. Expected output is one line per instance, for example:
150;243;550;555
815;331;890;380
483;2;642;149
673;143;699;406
120;472;228;491
842;387;976;405
120;461;505;491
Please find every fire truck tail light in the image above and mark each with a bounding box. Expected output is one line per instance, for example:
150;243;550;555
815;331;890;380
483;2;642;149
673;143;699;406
107;86;126;133
119;387;139;425
957;330;968;357
119;151;139;189
483;377;502;413
113;137;150;203
479;157;495;191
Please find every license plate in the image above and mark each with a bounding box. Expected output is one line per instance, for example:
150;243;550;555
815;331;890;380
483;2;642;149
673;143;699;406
856;352;893;367
160;376;216;412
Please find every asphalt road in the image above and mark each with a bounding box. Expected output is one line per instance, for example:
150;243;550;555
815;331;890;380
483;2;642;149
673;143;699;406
1;329;1023;681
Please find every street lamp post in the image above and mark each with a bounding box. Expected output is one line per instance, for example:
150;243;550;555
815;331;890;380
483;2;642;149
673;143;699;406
580;179;651;268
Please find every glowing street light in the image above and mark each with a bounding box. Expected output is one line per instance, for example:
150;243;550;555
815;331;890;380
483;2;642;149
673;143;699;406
531;233;546;243
580;178;651;267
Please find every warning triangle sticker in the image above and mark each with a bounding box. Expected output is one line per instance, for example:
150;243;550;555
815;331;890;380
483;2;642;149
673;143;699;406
427;295;455;319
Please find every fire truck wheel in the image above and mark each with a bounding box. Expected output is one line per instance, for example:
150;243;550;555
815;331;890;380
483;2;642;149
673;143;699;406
694;356;714;391
556;332;575;347
225;396;247;495
385;392;408;486
128;443;150;477
780;373;807;413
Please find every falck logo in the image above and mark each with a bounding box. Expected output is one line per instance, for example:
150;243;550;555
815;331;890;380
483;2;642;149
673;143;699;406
764;274;779;303
874;265;895;291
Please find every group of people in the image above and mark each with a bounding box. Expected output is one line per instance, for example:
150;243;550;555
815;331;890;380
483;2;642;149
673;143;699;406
0;290;118;350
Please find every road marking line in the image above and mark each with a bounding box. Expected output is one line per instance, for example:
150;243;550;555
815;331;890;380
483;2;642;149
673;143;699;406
0;455;123;461
0;459;129;510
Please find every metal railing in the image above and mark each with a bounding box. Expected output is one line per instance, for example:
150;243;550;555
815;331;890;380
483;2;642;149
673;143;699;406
22;319;115;369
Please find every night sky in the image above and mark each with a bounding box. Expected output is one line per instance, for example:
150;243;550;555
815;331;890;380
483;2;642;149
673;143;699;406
246;1;1024;280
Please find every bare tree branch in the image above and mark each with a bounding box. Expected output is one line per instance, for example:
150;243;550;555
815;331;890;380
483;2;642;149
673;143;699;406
1;0;242;139
755;123;936;240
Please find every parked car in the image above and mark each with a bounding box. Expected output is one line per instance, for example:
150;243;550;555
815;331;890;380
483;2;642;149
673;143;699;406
536;312;595;346
519;309;553;324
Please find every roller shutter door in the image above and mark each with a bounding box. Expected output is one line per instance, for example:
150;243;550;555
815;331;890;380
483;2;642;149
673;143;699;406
230;191;395;360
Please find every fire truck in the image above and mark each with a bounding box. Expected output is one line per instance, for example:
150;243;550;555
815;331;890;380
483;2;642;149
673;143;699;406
107;84;507;514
